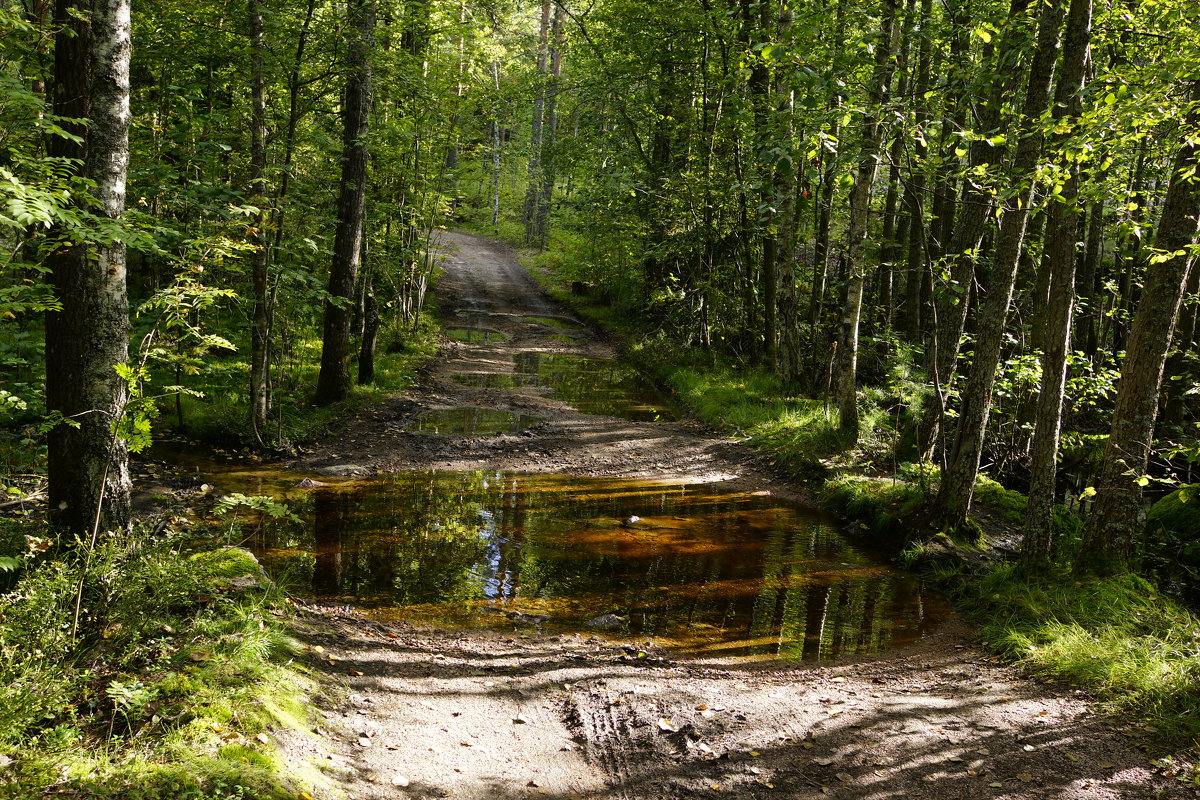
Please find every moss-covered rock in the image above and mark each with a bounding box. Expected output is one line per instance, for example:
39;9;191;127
1141;487;1200;602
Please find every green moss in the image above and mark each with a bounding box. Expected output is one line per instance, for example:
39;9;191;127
1146;487;1200;539
191;546;264;579
973;475;1028;522
1140;487;1200;602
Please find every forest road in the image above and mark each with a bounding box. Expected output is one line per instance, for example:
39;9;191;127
300;230;794;493
286;232;1190;800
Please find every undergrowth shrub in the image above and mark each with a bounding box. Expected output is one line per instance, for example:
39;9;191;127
0;530;312;799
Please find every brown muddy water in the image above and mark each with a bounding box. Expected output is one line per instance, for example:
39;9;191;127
155;444;947;661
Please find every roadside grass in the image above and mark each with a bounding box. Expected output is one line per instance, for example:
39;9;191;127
524;230;1200;755
0;523;330;799
963;565;1200;743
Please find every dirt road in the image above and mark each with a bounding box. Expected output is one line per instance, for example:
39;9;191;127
287;233;1190;800
302;232;786;493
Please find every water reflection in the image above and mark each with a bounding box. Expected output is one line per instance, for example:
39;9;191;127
446;353;675;422
445;327;509;344
407;408;543;435
246;471;946;661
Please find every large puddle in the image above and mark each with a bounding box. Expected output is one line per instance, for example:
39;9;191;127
175;460;947;662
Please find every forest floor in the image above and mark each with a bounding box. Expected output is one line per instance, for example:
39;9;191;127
276;232;1192;800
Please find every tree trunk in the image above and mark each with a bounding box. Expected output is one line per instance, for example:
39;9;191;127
490;61;502;227
1075;197;1105;359
919;0;1032;458
248;0;271;442
522;0;551;245
358;259;379;385
835;0;898;438
1075;80;1200;575
534;6;564;246
315;0;374;406
937;0;1066;530
1021;0;1093;567
44;0;133;537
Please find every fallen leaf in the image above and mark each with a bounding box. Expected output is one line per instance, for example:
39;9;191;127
1066;753;1078;762
1023;744;1035;752
514;715;530;725
188;651;211;662
696;704;709;711
749;767;761;775
657;718;681;732
348;669;364;677
801;741;815;750
312;645;324;654
989;782;1004;788
1017;773;1034;783
749;750;760;757
835;772;852;782
948;756;963;762
815;757;834;766
255;733;270;745
299;793;314;800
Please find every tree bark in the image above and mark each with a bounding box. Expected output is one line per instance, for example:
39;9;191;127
937;0;1066;530
522;0;551;245
1021;0;1093;567
44;0;133;537
835;0;898;438
534;5;564;247
248;0;271;442
918;0;1032;458
315;0;374;406
1075;80;1200;575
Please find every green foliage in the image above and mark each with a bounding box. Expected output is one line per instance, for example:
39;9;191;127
1140;487;1200;602
821;474;929;544
0;529;313;799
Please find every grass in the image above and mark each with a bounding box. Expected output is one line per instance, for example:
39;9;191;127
0;523;332;799
961;564;1200;743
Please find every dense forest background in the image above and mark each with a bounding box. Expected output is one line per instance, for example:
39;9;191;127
3;0;1200;794
2;0;1199;580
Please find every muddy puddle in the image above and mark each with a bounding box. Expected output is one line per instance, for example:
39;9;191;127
449;353;675;422
445;327;510;344
163;453;947;661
